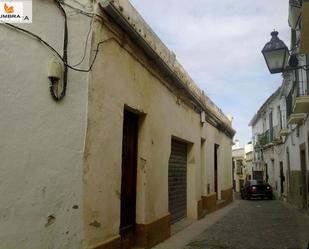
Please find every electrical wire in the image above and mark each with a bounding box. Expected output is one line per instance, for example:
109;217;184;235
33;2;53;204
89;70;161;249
1;22;112;73
0;1;114;101
52;0;68;101
71;15;94;67
2;22;63;61
60;1;94;18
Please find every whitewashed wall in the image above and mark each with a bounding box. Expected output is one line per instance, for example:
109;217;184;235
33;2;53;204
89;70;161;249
0;0;92;248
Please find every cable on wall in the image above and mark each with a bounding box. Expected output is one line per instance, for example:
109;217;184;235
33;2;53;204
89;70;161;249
71;16;94;67
2;22;112;72
51;0;68;101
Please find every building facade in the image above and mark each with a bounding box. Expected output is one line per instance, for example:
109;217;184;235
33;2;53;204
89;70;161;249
232;141;253;192
0;1;235;249
249;87;289;200
249;0;309;208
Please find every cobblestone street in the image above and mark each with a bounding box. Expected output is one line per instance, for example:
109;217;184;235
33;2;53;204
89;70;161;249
183;197;309;249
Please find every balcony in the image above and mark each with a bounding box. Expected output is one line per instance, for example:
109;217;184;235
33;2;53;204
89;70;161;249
294;76;309;113
287;70;309;117
272;126;282;144
294;95;309;114
254;126;282;150
254;130;271;150
258;130;271;147
288;113;306;125
285;73;308;125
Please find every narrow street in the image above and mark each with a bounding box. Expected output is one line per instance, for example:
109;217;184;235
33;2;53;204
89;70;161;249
2;1;309;249
182;196;309;249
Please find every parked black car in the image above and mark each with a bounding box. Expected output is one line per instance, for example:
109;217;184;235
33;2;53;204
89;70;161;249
241;180;273;200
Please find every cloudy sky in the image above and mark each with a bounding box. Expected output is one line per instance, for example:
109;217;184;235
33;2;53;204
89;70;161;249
130;0;290;146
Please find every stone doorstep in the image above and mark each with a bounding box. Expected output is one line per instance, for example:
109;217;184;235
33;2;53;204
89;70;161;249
203;199;227;215
171;217;196;236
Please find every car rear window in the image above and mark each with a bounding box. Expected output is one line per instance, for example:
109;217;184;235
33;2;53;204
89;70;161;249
250;180;266;185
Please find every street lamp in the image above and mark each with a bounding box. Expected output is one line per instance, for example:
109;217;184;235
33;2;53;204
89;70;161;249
262;31;289;74
262;30;308;74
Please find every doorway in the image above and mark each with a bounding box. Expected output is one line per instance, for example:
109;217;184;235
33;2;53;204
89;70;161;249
280;161;285;195
214;144;220;199
265;163;269;183
120;110;139;248
168;139;188;224
286;147;291;198
300;145;308;209
239;179;245;190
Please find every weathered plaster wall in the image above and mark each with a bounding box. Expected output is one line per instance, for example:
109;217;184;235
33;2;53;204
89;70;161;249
83;31;199;247
0;0;92;248
83;18;233;247
204;123;232;197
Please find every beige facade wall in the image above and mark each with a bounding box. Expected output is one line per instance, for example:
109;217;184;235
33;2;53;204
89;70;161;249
82;16;233;248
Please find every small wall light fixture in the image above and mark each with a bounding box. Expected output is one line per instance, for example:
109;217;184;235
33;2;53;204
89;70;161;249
48;58;65;101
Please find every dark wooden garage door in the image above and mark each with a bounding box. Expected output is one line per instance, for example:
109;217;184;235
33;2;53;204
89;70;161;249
168;139;187;224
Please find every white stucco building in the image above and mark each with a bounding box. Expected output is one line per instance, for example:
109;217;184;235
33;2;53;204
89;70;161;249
232;140;253;192
249;0;309;208
249;87;288;199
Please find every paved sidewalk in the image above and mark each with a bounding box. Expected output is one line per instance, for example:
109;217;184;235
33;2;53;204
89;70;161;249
151;200;239;249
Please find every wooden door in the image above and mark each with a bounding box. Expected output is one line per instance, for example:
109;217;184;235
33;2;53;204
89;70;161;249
214;144;219;199
120;110;138;237
280;162;285;195
300;148;307;209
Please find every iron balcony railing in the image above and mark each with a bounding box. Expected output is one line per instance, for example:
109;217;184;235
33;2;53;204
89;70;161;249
286;68;309;118
255;126;281;148
257;130;271;147
286;86;294;118
296;68;309;97
272;125;281;141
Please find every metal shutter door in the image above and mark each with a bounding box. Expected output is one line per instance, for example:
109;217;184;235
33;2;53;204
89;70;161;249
168;139;187;224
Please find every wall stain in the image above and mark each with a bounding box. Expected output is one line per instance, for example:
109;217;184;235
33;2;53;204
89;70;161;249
89;220;101;228
45;215;56;227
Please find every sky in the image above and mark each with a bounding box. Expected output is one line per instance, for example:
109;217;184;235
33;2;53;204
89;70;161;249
129;0;290;146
